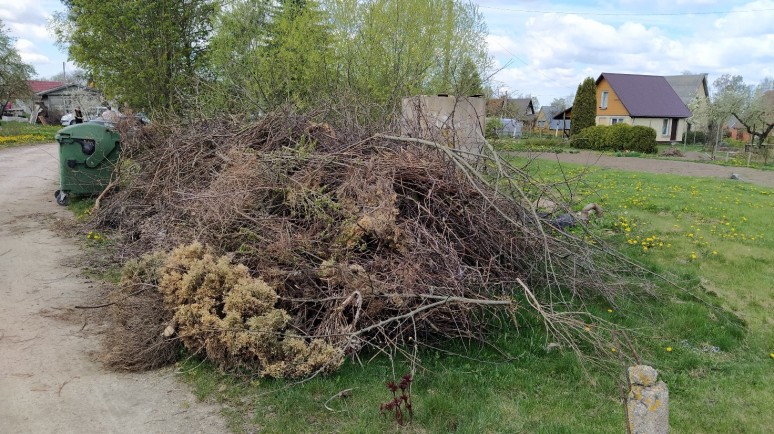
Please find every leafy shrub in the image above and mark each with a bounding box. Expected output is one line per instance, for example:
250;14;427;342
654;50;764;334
571;124;656;153
485;118;503;139
628;125;657;153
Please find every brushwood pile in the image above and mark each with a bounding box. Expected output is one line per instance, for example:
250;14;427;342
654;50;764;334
97;109;631;376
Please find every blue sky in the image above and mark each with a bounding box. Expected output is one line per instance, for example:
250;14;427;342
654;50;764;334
3;0;773;106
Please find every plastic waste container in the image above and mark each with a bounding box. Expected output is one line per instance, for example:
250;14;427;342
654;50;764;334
54;122;121;205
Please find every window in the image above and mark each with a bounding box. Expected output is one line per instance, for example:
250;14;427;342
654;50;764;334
662;119;669;135
611;118;624;125
600;91;609;109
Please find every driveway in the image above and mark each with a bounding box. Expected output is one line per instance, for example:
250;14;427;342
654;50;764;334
0;144;226;434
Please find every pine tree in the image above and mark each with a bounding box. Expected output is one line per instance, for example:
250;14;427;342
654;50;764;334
570;77;597;137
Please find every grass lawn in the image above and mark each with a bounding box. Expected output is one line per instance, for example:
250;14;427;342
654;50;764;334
166;155;774;433
0;122;60;149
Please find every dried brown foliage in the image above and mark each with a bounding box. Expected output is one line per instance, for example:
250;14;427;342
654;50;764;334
94;106;639;374
102;252;179;371
159;242;342;377
661;147;684;157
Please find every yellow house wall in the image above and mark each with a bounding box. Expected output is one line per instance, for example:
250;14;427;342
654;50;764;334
596;79;629;116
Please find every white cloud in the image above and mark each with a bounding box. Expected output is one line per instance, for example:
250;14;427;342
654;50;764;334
483;0;774;103
15;39;49;65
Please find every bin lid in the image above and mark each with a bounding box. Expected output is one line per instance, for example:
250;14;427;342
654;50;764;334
55;122;120;168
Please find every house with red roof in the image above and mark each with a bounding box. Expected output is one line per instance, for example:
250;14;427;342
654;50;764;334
595;73;693;142
3;81;102;121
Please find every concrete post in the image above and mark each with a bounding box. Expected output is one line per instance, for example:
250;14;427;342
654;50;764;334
626;365;669;434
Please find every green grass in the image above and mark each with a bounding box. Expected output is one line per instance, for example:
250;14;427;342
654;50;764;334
0;122;60;149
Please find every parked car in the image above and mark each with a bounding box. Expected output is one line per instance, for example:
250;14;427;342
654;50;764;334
60;107;109;126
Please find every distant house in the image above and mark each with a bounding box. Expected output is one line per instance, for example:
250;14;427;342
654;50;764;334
664;74;709;107
552;107;572;138
595;73;692;142
536;105;571;134
725;116;753;143
536;106;558;129
31;80;103;117
487;97;536;135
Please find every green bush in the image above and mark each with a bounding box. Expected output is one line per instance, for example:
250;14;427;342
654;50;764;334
628;125;657;153
485;118;503;139
570;124;656;153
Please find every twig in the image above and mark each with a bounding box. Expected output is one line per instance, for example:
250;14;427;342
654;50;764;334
74;283;155;309
324;388;355;412
58;376;79;397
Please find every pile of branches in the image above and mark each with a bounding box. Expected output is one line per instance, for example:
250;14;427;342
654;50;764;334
96;107;638;373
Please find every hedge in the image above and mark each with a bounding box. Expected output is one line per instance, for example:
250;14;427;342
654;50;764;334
570;123;657;153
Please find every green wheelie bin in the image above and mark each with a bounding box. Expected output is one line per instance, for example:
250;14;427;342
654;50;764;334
54;122;121;205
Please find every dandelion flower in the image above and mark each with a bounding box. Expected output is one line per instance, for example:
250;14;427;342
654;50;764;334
607;309;613;313
666;347;672;352
611;348;617;353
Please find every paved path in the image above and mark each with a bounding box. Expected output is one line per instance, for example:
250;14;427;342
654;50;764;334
515;150;774;188
0;144;226;434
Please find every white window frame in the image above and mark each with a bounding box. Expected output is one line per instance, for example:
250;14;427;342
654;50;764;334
662;119;669;135
611;117;624;125
600;91;609;109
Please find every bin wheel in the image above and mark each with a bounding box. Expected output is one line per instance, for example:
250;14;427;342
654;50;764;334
55;190;69;206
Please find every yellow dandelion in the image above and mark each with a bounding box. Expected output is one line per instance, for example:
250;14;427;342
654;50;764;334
607;308;613;313
666;347;672;352
611;348;617;353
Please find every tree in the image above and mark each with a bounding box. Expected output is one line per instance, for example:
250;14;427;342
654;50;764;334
570;77;596;137
48;68;90;86
206;0;333;113
717;81;774;147
52;0;215;112
550;97;567;110
0;21;35;120
204;0;491;118
322;0;490;111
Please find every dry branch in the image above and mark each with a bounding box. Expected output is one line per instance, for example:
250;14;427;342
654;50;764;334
91;106;642;374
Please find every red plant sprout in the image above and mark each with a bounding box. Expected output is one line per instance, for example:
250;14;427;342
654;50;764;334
379;373;413;425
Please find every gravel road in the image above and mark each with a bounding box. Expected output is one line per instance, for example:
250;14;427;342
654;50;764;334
0;144;226;434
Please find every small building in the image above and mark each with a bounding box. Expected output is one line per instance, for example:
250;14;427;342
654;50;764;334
401;94;486;157
595;73;692;142
487;97;536;133
552;107;572;138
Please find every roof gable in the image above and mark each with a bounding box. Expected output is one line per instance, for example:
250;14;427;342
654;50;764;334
598;73;691;118
28;80;66;93
664;74;709;105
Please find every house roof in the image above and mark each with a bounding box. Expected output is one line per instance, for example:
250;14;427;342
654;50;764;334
597;73;692;118
28;80;66;93
552;107;572;120
539;105;568;121
664;74;708;105
486;97;535;116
